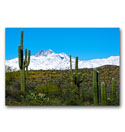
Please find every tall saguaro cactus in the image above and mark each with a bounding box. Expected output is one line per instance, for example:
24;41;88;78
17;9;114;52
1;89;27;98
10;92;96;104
75;56;78;74
101;82;107;105
18;31;31;92
69;55;74;88
69;56;84;99
97;71;101;103
70;55;73;75
93;69;100;105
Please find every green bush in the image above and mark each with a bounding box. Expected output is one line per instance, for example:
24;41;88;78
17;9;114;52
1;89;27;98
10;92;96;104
64;98;82;106
6;80;21;99
19;90;50;106
36;84;60;96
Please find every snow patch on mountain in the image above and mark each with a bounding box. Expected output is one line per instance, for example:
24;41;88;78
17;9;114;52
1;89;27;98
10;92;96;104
34;49;53;57
5;50;120;70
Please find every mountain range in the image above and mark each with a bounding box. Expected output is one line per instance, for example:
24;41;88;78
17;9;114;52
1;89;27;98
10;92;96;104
5;49;120;70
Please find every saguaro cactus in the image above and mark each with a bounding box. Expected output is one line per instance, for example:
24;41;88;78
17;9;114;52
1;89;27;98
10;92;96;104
112;78;116;101
93;69;100;105
69;55;74;88
101;82;107;105
97;71;101;103
18;31;31;92
69;56;84;99
70;55;73;75
75;56;78;74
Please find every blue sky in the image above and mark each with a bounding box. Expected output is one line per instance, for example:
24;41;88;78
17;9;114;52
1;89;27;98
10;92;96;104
5;28;120;60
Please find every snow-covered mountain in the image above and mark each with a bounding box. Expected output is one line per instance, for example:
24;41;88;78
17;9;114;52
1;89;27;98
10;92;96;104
5;49;120;70
34;49;53;57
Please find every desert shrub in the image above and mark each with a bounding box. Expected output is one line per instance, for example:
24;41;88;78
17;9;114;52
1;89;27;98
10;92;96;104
35;84;60;97
49;98;63;106
6;70;20;86
25;80;39;92
63;98;82;106
6;97;22;106
6;80;21;99
20;90;50;106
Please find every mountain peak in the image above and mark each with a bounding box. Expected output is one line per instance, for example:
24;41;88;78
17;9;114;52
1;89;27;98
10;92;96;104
5;52;119;70
34;49;54;57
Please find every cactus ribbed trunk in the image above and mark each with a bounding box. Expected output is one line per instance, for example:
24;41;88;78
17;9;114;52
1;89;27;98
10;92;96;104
75;56;78;74
112;78;116;101
75;56;80;99
20;68;25;92
101;82;107;105
93;69;100;105
97;71;101;104
96;72;99;103
93;69;98;105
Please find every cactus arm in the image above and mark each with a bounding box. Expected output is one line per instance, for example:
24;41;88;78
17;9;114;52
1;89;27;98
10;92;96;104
70;55;72;74
75;56;78;74
27;50;31;66
24;49;30;67
24;49;30;80
24;48;27;65
21;31;23;48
